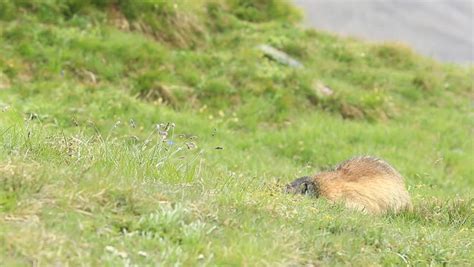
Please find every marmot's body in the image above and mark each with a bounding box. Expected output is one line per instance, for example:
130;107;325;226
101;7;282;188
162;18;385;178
286;156;411;214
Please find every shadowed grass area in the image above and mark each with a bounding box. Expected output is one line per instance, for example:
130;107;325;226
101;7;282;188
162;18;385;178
0;0;473;265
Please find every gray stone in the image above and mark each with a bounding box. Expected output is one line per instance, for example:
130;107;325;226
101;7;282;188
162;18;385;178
257;44;303;68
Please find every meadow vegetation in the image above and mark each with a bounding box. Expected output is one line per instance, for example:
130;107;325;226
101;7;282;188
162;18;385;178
0;0;473;265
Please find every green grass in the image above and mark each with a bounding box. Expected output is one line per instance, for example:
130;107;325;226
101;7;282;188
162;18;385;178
1;0;473;265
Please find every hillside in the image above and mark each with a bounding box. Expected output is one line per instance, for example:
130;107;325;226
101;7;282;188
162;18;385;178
0;0;473;265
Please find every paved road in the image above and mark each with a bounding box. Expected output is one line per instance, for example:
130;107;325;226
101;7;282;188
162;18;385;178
293;0;474;63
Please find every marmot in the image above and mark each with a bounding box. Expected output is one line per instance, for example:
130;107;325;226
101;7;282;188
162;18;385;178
286;156;412;214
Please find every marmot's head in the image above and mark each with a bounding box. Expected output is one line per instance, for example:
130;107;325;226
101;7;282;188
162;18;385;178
285;176;320;197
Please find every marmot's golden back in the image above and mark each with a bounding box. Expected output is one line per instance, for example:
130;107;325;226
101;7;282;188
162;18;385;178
335;156;401;180
286;156;411;214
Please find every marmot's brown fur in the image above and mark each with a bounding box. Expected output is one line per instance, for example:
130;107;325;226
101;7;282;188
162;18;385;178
286;156;412;214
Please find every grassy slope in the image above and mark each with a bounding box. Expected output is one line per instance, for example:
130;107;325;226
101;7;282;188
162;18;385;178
0;0;473;265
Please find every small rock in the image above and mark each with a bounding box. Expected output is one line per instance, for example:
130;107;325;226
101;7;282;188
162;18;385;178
315;81;334;96
307;81;334;105
138;251;148;257
257;44;303;68
105;246;116;253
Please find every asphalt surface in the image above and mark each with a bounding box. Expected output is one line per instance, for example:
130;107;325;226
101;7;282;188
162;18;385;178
293;0;474;63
